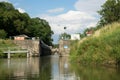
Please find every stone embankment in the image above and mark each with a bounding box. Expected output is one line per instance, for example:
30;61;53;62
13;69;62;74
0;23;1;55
13;40;39;56
59;40;70;56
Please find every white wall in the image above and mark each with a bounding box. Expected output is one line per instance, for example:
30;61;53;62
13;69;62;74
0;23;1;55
71;34;80;40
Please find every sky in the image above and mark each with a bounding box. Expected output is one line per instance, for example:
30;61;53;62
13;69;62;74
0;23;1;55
0;0;106;44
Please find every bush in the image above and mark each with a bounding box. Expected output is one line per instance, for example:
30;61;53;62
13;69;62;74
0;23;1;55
0;29;7;39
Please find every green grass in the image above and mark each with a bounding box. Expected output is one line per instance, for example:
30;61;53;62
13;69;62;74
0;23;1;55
0;39;27;58
0;39;15;57
0;39;16;48
70;22;120;65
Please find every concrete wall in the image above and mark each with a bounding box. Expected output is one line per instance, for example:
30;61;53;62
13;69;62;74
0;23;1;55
13;40;39;56
59;40;70;56
71;34;80;40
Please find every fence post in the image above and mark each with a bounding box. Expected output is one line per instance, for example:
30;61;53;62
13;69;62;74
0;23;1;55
8;50;10;59
27;51;29;58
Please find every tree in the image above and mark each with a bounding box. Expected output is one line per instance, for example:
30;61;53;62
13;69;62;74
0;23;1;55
98;0;120;26
0;29;7;39
27;17;54;45
0;2;54;45
59;33;71;40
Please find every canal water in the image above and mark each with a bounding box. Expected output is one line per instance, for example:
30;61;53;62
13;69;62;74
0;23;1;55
0;55;120;80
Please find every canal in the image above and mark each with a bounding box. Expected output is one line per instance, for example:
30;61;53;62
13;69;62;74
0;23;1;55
0;55;120;80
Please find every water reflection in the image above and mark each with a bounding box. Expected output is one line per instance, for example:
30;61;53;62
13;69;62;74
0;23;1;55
0;58;40;80
39;56;52;80
39;55;79;80
0;56;120;80
70;63;120;80
58;56;80;80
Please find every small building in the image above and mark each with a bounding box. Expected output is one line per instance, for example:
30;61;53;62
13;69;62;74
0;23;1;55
14;34;28;40
86;30;93;36
71;34;80;40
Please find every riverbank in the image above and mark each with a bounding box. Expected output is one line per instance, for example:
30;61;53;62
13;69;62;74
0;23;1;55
70;22;120;66
0;39;26;58
0;39;16;48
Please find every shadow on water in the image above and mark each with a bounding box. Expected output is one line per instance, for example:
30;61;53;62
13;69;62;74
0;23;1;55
0;56;120;80
39;56;52;80
70;63;120;80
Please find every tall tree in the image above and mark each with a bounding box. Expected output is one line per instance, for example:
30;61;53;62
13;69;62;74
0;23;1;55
0;2;54;45
98;0;120;26
27;17;53;45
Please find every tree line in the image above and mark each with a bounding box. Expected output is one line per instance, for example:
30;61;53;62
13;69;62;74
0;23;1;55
0;2;53;45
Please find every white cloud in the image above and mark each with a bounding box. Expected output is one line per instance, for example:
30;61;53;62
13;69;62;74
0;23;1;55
47;8;64;13
40;10;98;43
17;8;25;13
75;0;106;13
40;0;106;43
41;10;97;34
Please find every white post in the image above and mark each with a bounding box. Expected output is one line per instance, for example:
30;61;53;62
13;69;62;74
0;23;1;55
8;50;10;59
7;59;10;68
27;51;29;58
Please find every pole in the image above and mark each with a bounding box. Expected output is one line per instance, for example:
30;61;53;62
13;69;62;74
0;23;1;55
27;51;29;58
8;50;10;59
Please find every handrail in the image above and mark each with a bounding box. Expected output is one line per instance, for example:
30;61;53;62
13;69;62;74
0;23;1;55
0;47;28;53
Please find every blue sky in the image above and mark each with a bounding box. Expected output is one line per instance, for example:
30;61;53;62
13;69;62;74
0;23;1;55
0;0;106;44
8;0;76;17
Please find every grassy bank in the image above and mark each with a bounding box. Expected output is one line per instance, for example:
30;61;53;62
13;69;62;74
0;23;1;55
70;22;120;65
0;39;26;58
0;39;16;48
0;39;15;57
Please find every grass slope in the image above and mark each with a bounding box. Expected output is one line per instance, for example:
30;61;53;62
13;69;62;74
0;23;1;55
70;22;120;65
0;39;17;57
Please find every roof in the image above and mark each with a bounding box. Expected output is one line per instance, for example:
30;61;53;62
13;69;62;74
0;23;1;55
86;30;93;34
14;34;28;37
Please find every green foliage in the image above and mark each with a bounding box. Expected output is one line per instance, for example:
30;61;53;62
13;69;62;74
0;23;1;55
80;27;96;38
0;39;16;47
27;17;53;45
0;2;14;11
69;40;79;62
0;39;16;57
53;44;59;48
59;33;71;40
0;29;7;39
70;22;120;65
98;0;120;26
0;2;53;45
0;50;6;58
